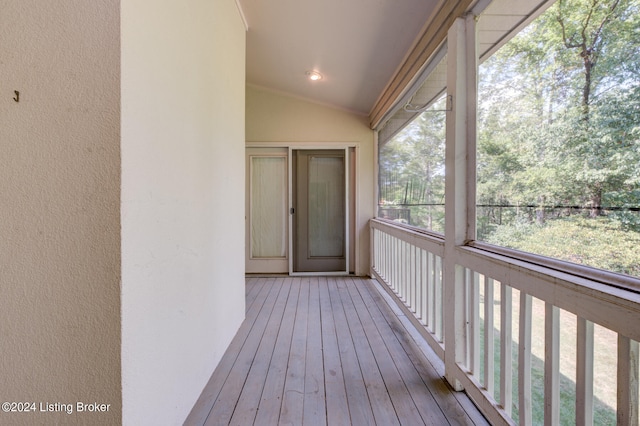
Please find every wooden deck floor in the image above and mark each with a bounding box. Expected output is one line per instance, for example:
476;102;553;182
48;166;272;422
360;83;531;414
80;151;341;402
185;276;488;426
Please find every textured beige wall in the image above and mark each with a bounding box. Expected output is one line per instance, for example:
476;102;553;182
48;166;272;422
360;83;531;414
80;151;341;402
121;0;246;425
246;86;375;275
0;1;121;425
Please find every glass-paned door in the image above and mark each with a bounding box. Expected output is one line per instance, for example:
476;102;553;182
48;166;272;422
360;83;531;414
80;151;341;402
245;148;288;273
293;149;346;272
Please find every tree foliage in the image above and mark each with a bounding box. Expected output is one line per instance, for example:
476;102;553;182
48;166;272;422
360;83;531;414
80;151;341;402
477;0;640;276
380;0;640;276
379;96;447;232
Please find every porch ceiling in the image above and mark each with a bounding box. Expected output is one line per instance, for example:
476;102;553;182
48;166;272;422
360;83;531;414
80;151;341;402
238;0;440;115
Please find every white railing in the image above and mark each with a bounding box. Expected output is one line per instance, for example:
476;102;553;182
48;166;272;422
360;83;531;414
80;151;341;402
371;218;445;359
371;218;640;426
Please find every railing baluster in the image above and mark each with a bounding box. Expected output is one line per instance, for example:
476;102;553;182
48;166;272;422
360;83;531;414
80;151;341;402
383;231;387;278
378;230;381;276
400;241;409;303
405;241;410;302
410;243;416;311
375;229;389;282
415;246;420;316
617;335;639;426
393;236;398;294
376;229;380;275
371;228;375;273
396;236;400;294
484;277;495;396
384;231;388;279
470;271;480;376
379;230;383;276
385;233;390;286
435;255;443;342
519;292;532;426
576;317;594;426
465;268;472;368
406;242;411;305
408;241;413;304
544;303;560;426
500;284;513;417
393;236;398;293
427;252;434;330
420;248;426;323
414;244;418;310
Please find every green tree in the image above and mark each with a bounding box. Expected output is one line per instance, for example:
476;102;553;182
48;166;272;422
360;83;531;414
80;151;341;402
379;96;446;231
477;0;640;275
553;0;640;215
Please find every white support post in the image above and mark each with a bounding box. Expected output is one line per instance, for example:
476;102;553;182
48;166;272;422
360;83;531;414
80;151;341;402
544;304;560;426
443;13;477;392
617;336;639;426
576;317;594;426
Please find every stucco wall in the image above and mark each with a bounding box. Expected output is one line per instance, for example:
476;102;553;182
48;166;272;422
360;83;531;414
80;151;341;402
0;1;121;425
246;86;375;275
121;0;246;425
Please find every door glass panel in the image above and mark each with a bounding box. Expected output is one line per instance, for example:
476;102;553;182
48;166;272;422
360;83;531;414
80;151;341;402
251;156;286;258
308;156;344;257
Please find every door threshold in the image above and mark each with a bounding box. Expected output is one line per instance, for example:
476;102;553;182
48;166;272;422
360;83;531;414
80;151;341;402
289;271;351;277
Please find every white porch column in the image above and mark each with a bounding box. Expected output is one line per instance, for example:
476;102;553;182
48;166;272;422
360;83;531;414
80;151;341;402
444;14;477;391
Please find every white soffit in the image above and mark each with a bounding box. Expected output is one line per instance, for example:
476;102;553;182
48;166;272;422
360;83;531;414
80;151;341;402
477;0;555;61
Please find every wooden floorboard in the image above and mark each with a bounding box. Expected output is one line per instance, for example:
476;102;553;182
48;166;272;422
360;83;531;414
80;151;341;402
254;278;301;426
186;276;489;426
185;277;275;426
336;278;401;426
318;277;351;425
302;278;326;426
230;278;290;426
279;277;309;425
364;279;490;426
204;280;284;425
351;278;450;425
326;277;376;426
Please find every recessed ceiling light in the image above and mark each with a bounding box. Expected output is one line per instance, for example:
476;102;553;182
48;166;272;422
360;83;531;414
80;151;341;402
306;71;323;81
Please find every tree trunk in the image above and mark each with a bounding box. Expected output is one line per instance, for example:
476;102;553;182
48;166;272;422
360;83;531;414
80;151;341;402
582;54;593;121
537;196;546;225
589;186;602;217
